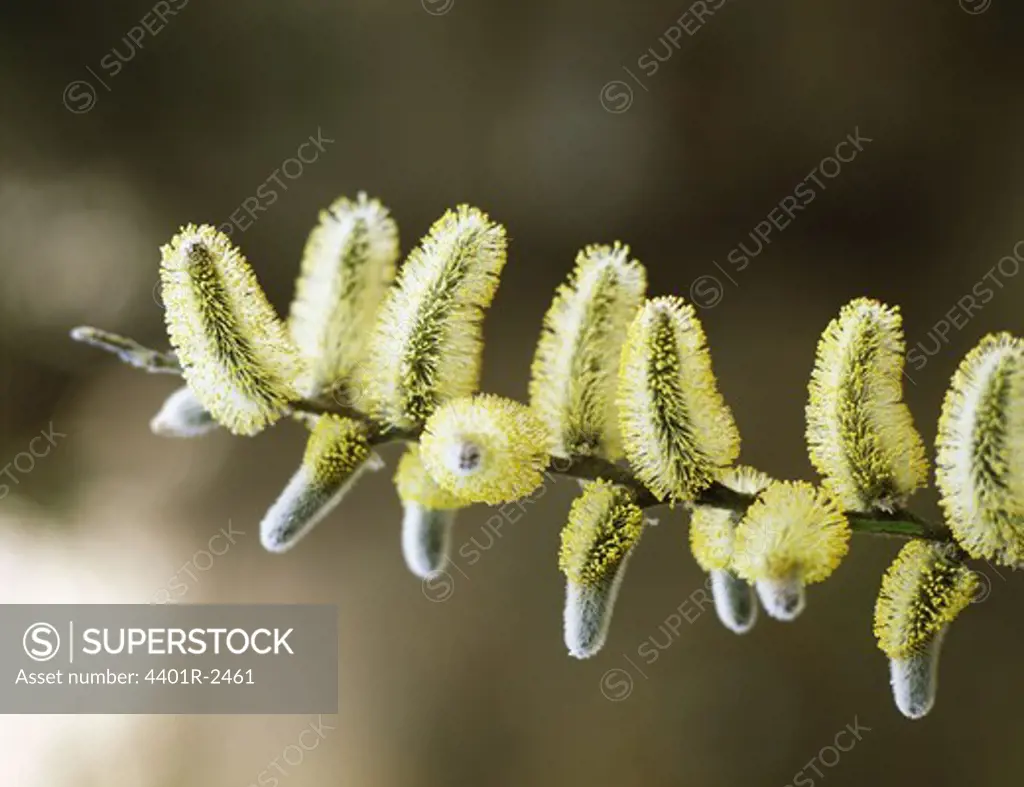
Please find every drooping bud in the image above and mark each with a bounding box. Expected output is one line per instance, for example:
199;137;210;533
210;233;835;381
361;206;507;429
529;243;646;459
873;541;977;719
709;569;758;635
288;193;399;400
160;224;307;435
689;466;772;634
260;415;380;553
806;298;928;511
936;333;1024;566
618;297;740;504
419;395;550;505
149;385;218;437
558;480;645;658
394;445;466;577
731;481;850;620
401;506;457;579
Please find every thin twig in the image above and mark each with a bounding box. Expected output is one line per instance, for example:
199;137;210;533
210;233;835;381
71;326;954;543
70;327;180;374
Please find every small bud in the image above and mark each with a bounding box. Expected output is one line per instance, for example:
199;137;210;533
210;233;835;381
150;386;218;437
618;296;740;504
419;395;550;505
401;504;457;578
361;205;507;429
731;481;850;619
529;243;646;459
559;480;645;658
289;193;399;399
710;569;758;634
160;224;307;435
260;415;379;553
936;333;1024;566
873;541;977;719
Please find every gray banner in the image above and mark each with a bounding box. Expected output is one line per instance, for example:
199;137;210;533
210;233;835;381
0;605;338;714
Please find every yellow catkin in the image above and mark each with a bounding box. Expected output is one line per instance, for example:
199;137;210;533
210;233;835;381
806;298;927;511
873;541;977;659
559;480;644;587
689;466;772;572
618;296;740;503
732;481;850;584
160;224;306;436
419;394;551;505
360;205;507;429
529;243;646;459
303;415;372;487
936;333;1024;565
288;193;399;399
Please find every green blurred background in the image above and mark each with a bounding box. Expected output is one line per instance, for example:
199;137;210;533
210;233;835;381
1;0;1022;784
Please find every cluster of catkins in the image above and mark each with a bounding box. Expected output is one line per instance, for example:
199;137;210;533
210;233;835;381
74;194;1024;721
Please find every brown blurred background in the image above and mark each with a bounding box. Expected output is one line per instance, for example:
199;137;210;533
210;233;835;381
1;0;1023;784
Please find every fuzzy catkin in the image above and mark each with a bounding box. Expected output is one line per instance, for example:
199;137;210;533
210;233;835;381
529;243;646;459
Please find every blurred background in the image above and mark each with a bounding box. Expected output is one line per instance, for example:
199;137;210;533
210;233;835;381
1;0;1023;783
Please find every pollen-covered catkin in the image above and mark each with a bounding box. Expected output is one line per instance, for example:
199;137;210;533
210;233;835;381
529;243;646;459
288;193;399;399
935;333;1024;566
618;296;740;503
873;541;977;719
260;415;380;553
731;481;850;620
806;298;927;511
419;394;550;505
559;480;645;658
361;205;507;430
160;224;307;436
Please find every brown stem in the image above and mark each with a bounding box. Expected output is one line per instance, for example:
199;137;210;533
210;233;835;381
72;326;954;543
